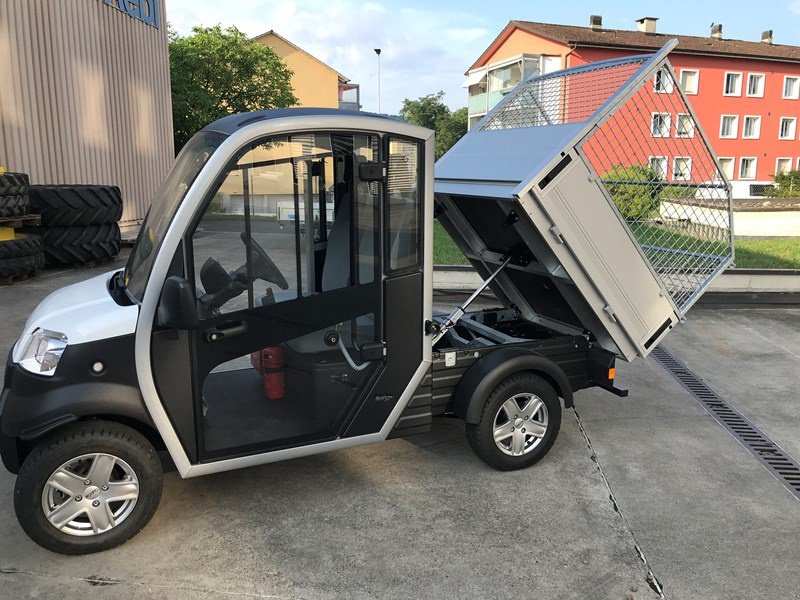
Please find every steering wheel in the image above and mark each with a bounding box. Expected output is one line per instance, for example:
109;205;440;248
240;232;289;290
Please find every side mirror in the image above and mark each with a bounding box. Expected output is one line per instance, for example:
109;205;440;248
157;276;200;330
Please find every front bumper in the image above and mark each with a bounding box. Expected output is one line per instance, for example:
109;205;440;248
1;349;22;473
0;335;154;475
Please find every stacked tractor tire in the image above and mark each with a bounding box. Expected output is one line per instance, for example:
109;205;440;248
23;185;122;266
0;172;45;280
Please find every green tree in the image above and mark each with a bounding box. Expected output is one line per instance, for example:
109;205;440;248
435;107;468;160
601;164;663;221
766;169;800;198
399;92;467;159
169;25;297;152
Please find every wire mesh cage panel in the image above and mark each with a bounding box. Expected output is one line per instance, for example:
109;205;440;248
478;47;733;314
435;41;733;359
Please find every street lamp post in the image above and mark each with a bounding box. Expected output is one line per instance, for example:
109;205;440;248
374;48;381;113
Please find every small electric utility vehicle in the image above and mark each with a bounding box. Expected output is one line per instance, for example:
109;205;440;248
1;41;733;554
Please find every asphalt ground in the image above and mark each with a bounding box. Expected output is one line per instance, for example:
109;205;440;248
1;254;798;599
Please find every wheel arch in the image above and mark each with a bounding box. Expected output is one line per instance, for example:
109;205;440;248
452;346;574;424
4;414;167;475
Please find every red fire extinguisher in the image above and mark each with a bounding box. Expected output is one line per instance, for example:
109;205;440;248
261;346;285;400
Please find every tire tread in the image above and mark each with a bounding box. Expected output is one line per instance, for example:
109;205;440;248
0;252;45;278
0;172;30;196
28;185;123;226
22;223;121;265
0;194;31;218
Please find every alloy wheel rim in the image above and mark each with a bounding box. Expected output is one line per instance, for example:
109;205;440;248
41;452;139;537
493;393;549;456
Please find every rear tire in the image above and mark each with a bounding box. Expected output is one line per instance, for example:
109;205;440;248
13;421;163;555
465;372;561;471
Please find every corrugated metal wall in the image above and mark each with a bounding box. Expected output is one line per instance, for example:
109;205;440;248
0;0;174;229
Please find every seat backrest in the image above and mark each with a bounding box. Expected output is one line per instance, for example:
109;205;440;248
321;188;352;292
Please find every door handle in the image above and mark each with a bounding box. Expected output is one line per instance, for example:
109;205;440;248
204;321;248;342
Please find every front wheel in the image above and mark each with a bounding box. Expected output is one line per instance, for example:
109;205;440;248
14;421;163;554
466;372;562;471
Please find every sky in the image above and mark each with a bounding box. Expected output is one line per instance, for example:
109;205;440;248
166;0;800;115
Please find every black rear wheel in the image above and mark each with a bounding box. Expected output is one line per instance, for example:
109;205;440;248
14;421;163;555
466;372;562;471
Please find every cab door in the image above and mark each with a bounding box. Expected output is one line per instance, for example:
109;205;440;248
150;131;426;463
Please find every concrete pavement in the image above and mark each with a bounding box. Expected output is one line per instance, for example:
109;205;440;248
1;258;799;598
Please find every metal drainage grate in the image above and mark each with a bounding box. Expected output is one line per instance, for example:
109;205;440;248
652;346;800;501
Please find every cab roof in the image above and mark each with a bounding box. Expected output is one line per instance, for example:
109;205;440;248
203;108;407;136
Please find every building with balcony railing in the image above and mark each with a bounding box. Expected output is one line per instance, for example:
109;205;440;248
338;83;361;111
466;16;800;199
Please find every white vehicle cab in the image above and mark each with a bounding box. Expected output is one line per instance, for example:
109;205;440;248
1;43;733;554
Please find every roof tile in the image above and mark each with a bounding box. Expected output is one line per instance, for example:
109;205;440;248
512;20;800;62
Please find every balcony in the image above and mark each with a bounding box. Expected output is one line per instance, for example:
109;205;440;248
467;90;506;116
338;83;360;111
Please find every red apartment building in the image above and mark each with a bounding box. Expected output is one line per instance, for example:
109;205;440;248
465;16;800;199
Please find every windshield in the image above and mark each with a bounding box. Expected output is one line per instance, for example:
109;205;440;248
124;131;228;301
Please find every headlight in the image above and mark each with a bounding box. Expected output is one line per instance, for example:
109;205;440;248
18;329;68;377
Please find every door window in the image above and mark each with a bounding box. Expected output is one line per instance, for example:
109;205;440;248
386;138;421;272
191;133;379;317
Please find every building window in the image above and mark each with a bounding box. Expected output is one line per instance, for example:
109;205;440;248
724;72;742;96
675;113;695;138
679;69;699;95
717;157;735;180
746;73;765;98
776;158;792;175
648;156;668;180
783;76;800;100
651;112;670;137
739;157;757;180
488;62;523;93
673;157;692;181
719;115;738;139
742;115;761;139
468;114;484;130
654;68;674;93
779;117;797;140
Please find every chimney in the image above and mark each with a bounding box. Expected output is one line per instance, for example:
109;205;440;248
636;17;658;34
761;29;773;44
589;15;603;30
711;23;723;39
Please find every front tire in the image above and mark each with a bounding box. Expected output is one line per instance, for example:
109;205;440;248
466;372;562;471
14;421;163;555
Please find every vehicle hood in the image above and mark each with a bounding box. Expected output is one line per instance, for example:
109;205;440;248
12;270;139;362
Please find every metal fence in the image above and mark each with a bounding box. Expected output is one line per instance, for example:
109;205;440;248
478;51;734;314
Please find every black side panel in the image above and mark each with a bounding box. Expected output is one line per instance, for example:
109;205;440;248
388;368;432;439
0;335;152;441
445;336;596;423
152;329;197;463
344;272;424;437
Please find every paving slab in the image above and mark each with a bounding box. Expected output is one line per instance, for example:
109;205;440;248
0;419;651;599
665;307;800;458
575;345;800;600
